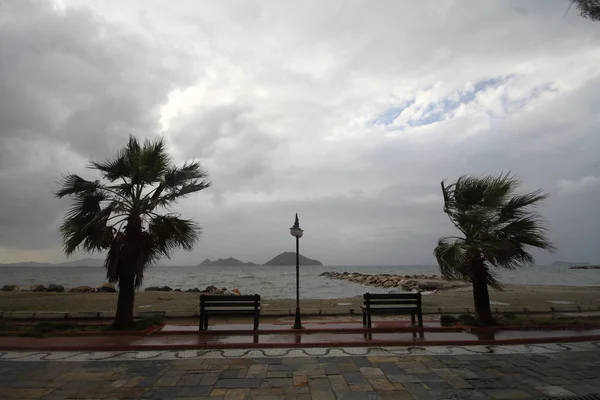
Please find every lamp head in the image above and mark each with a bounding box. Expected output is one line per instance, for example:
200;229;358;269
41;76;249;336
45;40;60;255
290;213;303;238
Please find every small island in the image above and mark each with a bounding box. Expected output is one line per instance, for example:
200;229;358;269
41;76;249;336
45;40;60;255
263;252;323;266
198;257;257;267
0;258;104;267
551;261;589;268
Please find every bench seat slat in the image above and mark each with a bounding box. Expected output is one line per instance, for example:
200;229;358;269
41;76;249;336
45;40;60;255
365;300;419;305
364;293;419;299
361;305;418;310
364;307;419;314
200;295;259;301
201;302;260;307
202;309;259;315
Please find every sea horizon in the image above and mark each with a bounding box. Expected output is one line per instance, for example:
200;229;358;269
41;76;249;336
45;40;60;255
1;264;598;299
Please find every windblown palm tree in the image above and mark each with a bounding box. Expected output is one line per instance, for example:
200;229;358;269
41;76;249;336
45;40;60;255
56;136;210;329
433;174;554;324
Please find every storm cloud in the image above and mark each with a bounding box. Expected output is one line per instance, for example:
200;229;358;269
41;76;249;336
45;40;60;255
1;0;599;265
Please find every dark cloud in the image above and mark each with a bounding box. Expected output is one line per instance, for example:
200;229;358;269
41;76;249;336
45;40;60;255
0;0;599;265
0;0;194;259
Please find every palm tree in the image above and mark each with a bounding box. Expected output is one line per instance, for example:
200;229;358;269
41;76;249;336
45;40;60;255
55;136;210;329
433;174;554;324
567;0;600;22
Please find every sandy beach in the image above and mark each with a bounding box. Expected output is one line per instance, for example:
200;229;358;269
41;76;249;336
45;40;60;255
0;284;598;314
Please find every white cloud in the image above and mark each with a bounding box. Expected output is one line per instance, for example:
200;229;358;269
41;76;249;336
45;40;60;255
557;176;600;196
1;0;600;265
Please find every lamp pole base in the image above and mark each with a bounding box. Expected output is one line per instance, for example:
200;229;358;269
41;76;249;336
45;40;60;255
292;307;303;330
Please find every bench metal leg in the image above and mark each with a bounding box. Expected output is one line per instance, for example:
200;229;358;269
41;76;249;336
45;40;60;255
418;311;424;339
253;313;259;331
411;313;416;327
367;313;372;329
362;311;367;327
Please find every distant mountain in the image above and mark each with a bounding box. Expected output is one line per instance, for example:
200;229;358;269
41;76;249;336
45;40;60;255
550;261;590;267
0;258;104;267
199;257;257;267
263;252;323;266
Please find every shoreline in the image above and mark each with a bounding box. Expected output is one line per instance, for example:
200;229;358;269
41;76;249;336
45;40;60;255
1;284;598;315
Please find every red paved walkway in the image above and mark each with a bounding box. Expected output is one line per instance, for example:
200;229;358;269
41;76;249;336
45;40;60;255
1;321;599;351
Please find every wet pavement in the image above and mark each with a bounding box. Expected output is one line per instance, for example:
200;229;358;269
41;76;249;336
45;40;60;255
0;342;599;399
2;320;600;351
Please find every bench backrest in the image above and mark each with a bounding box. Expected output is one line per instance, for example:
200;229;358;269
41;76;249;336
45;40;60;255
199;294;260;311
363;292;421;311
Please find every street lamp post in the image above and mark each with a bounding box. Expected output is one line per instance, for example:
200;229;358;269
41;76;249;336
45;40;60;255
290;213;304;330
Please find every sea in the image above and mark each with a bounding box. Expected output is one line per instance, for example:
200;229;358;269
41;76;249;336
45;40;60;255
0;264;598;299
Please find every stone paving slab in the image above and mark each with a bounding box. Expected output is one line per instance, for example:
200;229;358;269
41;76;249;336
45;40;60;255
0;344;598;399
1;340;598;362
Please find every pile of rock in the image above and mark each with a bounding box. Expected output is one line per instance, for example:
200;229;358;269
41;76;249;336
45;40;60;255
144;285;241;295
0;283;116;293
30;284;65;292
1;283;242;295
319;271;467;292
144;286;174;292
569;265;600;270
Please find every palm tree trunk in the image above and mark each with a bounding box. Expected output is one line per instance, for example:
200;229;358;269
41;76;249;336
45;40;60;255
114;275;135;329
471;265;493;324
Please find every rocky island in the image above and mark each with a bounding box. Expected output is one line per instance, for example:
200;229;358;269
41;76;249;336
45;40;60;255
263;252;323;266
198;257;257;267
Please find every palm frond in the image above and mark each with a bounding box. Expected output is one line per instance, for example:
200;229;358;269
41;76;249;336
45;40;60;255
498;216;555;251
433;237;470;281
55;174;102;198
145;162;211;210
148;215;201;258
59;192;114;255
88;147;131;183
498;190;548;222
164;161;209;187
452;173;518;211
137;136;171;184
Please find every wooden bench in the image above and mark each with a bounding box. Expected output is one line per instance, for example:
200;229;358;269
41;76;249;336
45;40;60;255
361;292;423;329
199;294;261;331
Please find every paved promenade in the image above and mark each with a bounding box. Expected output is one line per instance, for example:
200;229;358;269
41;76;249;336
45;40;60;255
0;342;599;399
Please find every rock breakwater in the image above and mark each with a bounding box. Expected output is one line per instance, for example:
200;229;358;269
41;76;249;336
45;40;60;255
1;283;242;295
144;285;242;295
569;265;600;270
319;271;468;292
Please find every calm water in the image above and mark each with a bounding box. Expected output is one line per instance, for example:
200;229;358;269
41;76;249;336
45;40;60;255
0;264;598;299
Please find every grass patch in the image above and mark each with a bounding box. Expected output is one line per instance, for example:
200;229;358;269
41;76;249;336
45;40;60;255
440;315;457;326
107;315;165;331
501;312;517;321
32;321;80;333
0;316;164;337
456;314;500;327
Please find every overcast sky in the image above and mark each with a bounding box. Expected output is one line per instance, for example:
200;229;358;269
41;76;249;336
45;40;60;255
1;0;599;266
